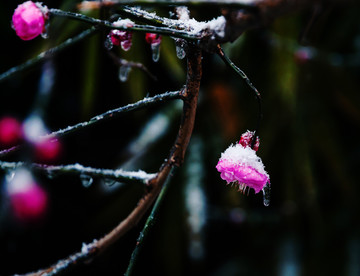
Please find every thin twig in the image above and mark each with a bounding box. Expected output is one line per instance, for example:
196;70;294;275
125;166;177;276
0;28;97;83
46;90;181;139
216;44;262;142
0;91;181;159
0;161;155;185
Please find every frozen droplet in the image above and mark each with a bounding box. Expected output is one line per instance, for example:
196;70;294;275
151;43;160;62
104;36;113;50
6;170;16;182
103;178;117;186
80;174;93;188
119;65;131;82
176;45;186;59
262;182;271;206
47;170;59;179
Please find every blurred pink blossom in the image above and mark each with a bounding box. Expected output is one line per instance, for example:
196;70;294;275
34;138;62;162
0;117;23;148
6;169;48;222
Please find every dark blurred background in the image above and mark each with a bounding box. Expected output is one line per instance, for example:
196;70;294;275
1;1;360;275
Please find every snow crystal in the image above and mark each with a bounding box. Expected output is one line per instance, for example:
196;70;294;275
113;18;134;28
220;143;269;178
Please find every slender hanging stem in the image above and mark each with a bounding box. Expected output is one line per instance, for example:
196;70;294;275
216;44;263;145
125;166;177;276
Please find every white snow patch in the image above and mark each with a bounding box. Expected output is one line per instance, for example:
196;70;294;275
220;143;269;177
113;18;134;28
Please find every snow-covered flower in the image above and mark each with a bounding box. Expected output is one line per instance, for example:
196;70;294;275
12;1;48;41
106;19;134;51
216;131;269;194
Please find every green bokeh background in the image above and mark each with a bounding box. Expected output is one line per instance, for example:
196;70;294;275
1;1;360;275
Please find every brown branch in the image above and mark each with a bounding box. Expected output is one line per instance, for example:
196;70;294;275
21;44;202;276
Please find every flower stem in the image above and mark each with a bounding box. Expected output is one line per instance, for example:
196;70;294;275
216;44;263;142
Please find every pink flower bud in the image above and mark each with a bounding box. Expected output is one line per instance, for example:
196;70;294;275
239;130;259;151
145;33;162;46
34;138;62;162
216;132;269;194
12;1;48;41
108;29;133;51
6;169;48;222
0;117;23;148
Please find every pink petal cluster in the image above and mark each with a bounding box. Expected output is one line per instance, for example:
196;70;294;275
12;1;48;41
239;130;259;151
216;131;269;194
145;33;162;46
109;29;133;51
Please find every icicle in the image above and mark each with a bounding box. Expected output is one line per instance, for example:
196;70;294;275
118;65;131;82
80;174;93;188
5;170;16;182
262;182;271;206
151;43;160;62
104;35;113;50
176;45;186;59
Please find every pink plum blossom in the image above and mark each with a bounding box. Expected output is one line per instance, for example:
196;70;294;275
12;1;48;41
216;131;269;194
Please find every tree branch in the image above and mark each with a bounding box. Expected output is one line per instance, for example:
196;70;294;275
19;44;202;276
